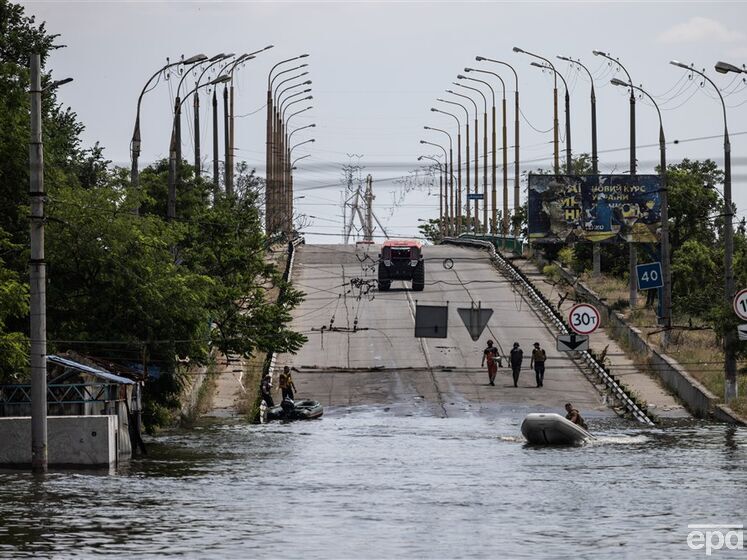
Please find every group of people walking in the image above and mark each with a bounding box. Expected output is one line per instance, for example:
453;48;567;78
482;340;547;388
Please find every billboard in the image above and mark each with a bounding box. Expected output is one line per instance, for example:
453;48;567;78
528;174;662;243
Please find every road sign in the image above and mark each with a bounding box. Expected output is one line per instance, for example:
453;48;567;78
415;305;448;338
738;324;747;342
557;333;589;352
466;193;484;201
734;289;747;321
636;262;663;290
457;303;493;341
568;303;600;335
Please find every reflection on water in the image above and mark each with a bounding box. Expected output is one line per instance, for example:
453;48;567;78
0;409;745;559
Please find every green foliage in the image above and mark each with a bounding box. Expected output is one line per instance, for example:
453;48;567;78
417;218;444;244
0;230;28;381
557;246;577;270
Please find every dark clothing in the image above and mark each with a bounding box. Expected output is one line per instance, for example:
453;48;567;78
282;387;294;401
566;408;589;430
509;347;523;387
261;377;274;407
534;362;545;387
531;347;546;387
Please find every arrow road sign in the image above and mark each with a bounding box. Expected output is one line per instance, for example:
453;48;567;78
738;324;747;342
568;303;600;335
734;289;747;321
557;333;589;352
636;262;663;291
457;303;493;341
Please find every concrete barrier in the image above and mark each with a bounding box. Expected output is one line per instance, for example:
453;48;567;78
0;415;118;467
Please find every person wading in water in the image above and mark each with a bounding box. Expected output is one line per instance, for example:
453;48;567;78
565;403;589;430
481;340;500;386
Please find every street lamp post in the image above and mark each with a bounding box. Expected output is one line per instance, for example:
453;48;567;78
477;56;520;236
279;95;313;233
419;154;446;236
531;61;572;175
672;60;739;402
611;78;671;351
463;70;501;236
424;125;454;235
514;47;559;174
287;138;315;236
437;99;470;234
448;88;480;232
168;75;231;220
193;54;232;181
431;108;459;235
131;54;207;196
594;50;638;307
457;79;489;234
267;55;310;234
560;55;601;275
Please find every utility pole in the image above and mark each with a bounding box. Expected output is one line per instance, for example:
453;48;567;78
223;85;230;194
212;89;219;193
193;92;200;176
364;174;374;242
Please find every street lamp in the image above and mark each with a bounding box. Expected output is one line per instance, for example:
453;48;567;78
465;67;507;238
671;59;738;402
286;105;314;126
418;153;448;235
594;50;639;307
611;78;671;350
559;55;601;276
424;126;454;234
476;55;520;232
266;54;310;234
457;77;490;233
289;123;316;143
287;138;315;237
192;53;233;183
447;88;480;231
168;74;231;220
437;98;470;233
530;61;572;174
430;108;460;234
130;54;207;195
514;47;559;174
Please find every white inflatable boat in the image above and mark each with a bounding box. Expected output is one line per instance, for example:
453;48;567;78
520;413;593;445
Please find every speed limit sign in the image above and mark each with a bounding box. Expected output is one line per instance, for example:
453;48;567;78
734;289;747;321
568;303;601;335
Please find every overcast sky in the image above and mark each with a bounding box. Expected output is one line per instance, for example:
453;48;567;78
22;1;747;242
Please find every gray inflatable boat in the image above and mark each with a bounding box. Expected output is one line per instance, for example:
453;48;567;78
521;413;593;445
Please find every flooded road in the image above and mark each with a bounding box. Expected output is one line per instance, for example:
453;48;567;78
1;411;745;559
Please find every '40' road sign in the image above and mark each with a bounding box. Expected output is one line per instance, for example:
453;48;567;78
568;303;600;335
636;262;663;291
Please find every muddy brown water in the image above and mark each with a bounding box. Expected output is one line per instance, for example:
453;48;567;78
1;409;745;559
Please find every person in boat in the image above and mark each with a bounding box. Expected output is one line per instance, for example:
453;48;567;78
260;374;274;407
481;340;500;386
530;342;547;388
279;365;298;401
565;403;589;430
509;342;523;387
280;396;295;417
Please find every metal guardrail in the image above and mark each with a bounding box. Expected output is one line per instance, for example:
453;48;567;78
442;237;655;426
0;383;121;405
457;233;526;255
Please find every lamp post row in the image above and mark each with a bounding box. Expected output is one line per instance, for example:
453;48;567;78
420;50;742;404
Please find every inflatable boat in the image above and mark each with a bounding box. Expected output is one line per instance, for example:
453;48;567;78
520;413;593;445
266;399;324;422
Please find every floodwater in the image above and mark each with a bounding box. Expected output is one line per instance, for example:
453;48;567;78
1;410;745;559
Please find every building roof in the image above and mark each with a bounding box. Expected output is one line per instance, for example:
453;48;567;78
47;355;135;385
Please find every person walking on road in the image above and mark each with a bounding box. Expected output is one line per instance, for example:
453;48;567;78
481;340;500;386
509;342;523;387
279;365;297;401
530;342;547;387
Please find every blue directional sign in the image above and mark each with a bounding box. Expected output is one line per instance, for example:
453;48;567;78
466;193;484;201
636;262;663;290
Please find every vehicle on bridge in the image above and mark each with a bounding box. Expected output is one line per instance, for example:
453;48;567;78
377;240;425;291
